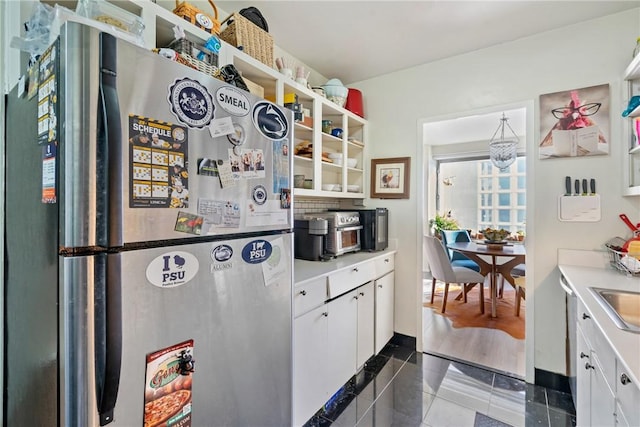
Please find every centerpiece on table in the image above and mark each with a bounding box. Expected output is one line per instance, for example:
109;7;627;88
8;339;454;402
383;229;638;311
482;228;511;247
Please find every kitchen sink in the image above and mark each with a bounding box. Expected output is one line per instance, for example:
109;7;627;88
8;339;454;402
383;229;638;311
590;288;640;333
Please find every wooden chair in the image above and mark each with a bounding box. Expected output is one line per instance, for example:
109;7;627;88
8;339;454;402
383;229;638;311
424;236;487;314
513;275;526;316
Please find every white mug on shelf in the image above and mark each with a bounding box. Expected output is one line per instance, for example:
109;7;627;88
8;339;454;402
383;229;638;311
280;68;293;79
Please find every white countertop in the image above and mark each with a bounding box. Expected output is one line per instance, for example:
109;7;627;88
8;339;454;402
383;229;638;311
558;263;640;387
294;249;397;285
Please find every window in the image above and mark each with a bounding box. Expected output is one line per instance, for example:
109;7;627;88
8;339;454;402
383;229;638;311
437;156;526;233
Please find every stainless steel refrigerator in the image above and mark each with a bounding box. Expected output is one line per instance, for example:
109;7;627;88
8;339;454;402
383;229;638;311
5;22;293;426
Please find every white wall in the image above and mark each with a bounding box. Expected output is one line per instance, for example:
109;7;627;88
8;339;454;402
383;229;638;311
355;9;640;376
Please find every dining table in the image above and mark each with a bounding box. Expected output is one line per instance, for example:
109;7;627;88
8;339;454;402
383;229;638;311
446;241;526;317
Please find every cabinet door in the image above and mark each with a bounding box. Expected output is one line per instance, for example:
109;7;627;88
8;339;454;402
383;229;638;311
327;290;358;396
576;327;591;427
616;363;640;427
375;271;395;354
356;281;375;369
590;353;616;427
294;305;329;427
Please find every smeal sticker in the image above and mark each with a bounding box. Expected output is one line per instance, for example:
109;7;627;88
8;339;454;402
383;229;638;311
168;78;215;129
146;251;199;288
241;240;273;264
216;86;250;116
252;101;289;140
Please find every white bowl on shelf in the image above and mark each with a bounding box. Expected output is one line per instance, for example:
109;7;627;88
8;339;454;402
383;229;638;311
327;153;343;160
347;158;358;168
333;185;342;192
347;185;360;193
321;184;335;191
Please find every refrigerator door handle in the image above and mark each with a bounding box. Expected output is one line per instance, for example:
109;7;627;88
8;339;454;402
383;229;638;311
97;32;124;248
95;253;123;425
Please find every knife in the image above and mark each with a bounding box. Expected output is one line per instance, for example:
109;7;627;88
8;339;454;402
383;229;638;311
582;179;588;196
565;176;572;196
590;178;596;195
574;179;580;196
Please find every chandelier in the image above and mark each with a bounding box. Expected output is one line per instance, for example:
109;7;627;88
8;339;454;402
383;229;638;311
489;113;519;171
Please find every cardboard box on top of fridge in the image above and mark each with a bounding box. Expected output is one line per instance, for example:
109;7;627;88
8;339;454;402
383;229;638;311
243;76;264;98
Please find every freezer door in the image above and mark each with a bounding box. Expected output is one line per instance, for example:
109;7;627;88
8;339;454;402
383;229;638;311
110;233;293;426
59;22;292;249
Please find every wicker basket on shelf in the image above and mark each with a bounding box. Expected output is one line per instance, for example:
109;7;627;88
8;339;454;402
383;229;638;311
173;0;221;34
167;38;219;67
153;48;218;78
219;12;274;67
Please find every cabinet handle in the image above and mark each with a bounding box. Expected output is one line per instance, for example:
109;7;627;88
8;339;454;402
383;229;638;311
378;284;383;288
580;352;589;359
322;312;328;317
353;267;359;272
384;258;389;263
585;363;595;370
582;313;591;320
300;290;307;296
620;373;632;385
353;295;359;300
359;292;365;296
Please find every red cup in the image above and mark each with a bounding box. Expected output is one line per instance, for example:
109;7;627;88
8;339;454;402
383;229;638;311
345;88;364;118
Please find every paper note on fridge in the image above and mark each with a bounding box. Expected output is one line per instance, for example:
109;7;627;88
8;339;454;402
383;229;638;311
262;236;287;287
246;200;288;227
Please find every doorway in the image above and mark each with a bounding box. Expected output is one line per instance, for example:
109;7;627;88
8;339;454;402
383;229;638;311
419;105;530;379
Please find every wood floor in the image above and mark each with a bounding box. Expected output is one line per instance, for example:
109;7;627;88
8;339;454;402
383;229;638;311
422;279;525;378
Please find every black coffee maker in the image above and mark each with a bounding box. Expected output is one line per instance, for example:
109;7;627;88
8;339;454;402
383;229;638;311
293;217;328;261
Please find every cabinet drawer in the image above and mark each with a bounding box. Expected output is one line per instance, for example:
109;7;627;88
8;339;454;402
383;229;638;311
616;363;640;427
327;261;375;298
294;277;327;318
577;298;595;346
590;317;616;387
374;254;395;278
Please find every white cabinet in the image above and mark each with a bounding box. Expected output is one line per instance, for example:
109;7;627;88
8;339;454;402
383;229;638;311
616;362;640;427
623;54;640;195
374;254;395;354
223;43;369;199
356;281;375;369
374;271;395;354
574;298;639;426
326;288;358;394
294;304;329;427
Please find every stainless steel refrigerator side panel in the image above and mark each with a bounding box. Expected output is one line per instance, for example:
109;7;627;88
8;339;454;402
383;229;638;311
111;233;293;425
60;255;99;427
59;23;102;249
4;86;60;426
112;38;293;244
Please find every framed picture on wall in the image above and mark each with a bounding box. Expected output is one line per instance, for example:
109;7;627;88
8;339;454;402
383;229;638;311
370;157;410;199
539;83;610;159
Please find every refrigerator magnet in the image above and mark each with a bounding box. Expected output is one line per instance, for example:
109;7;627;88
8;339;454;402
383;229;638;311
146;251;199;288
251;101;289;140
242;239;273;264
174;212;204;235
143;339;194;427
216;86;251;116
168;77;215;129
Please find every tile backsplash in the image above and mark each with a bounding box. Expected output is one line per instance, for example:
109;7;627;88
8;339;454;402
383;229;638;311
293;197;340;216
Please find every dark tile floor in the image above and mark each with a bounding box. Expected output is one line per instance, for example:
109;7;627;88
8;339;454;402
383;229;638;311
303;343;576;427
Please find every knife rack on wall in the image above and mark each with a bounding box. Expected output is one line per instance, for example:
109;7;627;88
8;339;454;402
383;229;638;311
558;194;601;222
